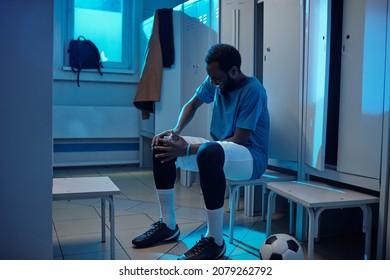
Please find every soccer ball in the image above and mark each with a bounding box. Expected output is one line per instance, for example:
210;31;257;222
260;233;304;260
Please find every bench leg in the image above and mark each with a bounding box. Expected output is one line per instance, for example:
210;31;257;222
107;195;116;260
228;185;240;244
261;185;268;221
360;204;372;260
313;208;327;240
101;196;116;260
289;201;295;235
244;185;255;216
306;208;316;260
266;191;277;236
101;198;106;242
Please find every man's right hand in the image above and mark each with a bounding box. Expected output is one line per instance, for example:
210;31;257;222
151;130;175;148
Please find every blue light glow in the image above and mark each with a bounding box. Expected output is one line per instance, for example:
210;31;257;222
291;181;345;193
361;4;386;115
262;174;281;179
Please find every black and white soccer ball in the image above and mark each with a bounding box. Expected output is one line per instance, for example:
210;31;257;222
260;233;304;260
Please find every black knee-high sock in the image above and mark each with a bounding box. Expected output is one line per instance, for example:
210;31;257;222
196;142;225;210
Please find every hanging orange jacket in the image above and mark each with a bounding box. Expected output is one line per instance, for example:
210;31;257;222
134;9;174;120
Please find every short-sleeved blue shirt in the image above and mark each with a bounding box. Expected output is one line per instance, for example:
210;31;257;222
196;76;270;179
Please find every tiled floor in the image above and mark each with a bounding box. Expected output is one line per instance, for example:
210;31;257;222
52;165;367;260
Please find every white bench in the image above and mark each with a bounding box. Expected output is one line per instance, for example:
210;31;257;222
52;176;120;260
265;180;379;259
226;169;296;244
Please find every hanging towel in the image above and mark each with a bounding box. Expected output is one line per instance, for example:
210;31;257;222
134;8;174;120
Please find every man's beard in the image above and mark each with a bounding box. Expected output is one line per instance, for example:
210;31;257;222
219;76;235;95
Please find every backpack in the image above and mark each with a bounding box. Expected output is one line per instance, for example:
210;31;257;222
68;36;103;87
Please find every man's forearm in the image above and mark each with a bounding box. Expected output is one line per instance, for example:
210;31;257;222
174;101;197;134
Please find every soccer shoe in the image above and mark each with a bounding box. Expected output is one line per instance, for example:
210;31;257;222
177;236;226;260
132;219;180;248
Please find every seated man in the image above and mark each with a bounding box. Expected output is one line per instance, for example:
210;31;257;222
132;43;270;260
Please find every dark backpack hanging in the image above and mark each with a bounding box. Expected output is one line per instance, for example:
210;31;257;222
68;36;103;87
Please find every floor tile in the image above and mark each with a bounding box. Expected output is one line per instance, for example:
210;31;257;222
55;218;103;237
58;232;119;256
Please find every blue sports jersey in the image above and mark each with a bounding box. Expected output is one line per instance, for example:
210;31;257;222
196;76;270;179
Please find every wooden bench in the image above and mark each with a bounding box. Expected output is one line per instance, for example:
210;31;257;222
52;176;120;260
265;180;379;259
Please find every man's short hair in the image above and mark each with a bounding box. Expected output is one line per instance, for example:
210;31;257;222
205;43;241;72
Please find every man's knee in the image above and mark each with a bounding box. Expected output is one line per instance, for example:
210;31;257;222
152;141;176;164
197;142;224;166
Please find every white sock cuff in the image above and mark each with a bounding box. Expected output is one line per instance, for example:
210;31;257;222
205;206;224;246
205;206;224;213
156;189;176;230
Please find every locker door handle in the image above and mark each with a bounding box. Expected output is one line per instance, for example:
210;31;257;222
343;35;350;52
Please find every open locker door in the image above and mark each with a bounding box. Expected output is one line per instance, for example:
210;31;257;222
304;0;331;170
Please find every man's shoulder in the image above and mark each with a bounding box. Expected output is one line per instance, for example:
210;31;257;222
196;76;216;103
247;76;264;88
242;77;266;96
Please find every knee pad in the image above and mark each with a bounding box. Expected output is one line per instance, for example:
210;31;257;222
196;142;224;167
